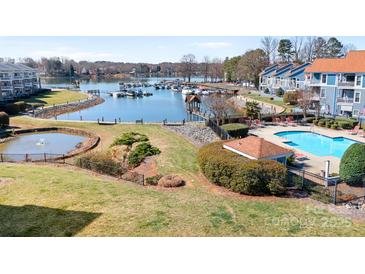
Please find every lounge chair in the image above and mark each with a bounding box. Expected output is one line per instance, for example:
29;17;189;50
294;153;308;161
346;125;360;135
254;119;265;128
286;117;296;126
279;117;288;126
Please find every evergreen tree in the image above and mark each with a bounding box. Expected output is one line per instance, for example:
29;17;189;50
326;37;343;57
277;39;293;62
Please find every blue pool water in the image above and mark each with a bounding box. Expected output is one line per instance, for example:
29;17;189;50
275;131;359;158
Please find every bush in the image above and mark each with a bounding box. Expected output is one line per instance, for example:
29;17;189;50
197;142;287;195
127;142;161;167
331;123;338;130
318;120;326;127
336;117;358;129
275;88;284;97
339;143;365;186
283;91;298;105
221;123;249;138
145;175;162;186
305;117;316;123
0;112;9;127
264;88;270;94
313;119;319;126
75;152;126;177
2;103;20;115
336;120;352;129
111;132;148;147
158;175;185;188
14;101;27;112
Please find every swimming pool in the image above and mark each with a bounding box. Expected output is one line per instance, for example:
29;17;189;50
275;131;359;158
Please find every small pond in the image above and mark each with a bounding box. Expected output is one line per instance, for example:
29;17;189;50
0;132;87;161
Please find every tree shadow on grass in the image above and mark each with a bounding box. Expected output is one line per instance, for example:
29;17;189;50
24;92;54;105
0;204;101;237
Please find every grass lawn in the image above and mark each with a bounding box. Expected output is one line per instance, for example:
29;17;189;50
1;116;365;236
23;89;88;106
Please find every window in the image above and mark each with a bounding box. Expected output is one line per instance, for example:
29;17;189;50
356;75;362;86
321;74;327;84
320;88;326;98
354;91;361;103
353;109;359;117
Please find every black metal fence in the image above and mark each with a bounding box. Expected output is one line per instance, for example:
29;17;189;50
205;118;232;140
0;153;65;163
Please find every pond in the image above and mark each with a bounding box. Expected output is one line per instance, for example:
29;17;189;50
0;132;87;161
41;77;207;122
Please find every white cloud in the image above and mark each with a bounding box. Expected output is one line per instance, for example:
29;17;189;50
32;47;121;61
193;42;232;49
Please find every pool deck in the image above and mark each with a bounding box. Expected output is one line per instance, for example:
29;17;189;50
250;124;365;174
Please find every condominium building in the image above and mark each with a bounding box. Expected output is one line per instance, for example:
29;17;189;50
305;50;365;117
259;62;311;94
0;63;39;103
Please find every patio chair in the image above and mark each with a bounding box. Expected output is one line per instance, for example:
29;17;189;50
345;125;360;135
294;153;308;161
254;119;265;128
286;117;296;126
279;117;288;126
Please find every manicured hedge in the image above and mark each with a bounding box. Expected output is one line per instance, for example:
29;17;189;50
14;101;27;112
315;117;357;129
75;152;127;177
0;112;9;127
221;123;249;138
339;143;365;186
111;132;148;147
283;91;298;105
197;141;288;195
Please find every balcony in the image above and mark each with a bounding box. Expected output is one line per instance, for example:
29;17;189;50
337;97;354;104
338;81;355;87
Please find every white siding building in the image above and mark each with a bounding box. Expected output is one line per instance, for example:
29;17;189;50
0;63;38;102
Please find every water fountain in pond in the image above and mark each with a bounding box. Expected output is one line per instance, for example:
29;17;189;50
36;138;46;146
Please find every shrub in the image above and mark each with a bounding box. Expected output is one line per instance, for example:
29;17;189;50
339;143;365;186
221;123;249;138
305;117;315;123
283;91;298;105
264;88;270;94
0;112;9;127
270;97;274;100
313;119;319;126
331;123;338;130
335;117;358;129
14;101;27;112
111;132;148;147
318;120;326;127
275;88;284;97
2;103;20;115
30;103;44;109
145;175;162;186
157;175;185;188
336;120;352;129
127;142;161;167
197;142;287;195
75;152;126;177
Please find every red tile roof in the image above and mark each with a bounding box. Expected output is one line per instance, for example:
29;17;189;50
223;136;292;159
305;50;365;73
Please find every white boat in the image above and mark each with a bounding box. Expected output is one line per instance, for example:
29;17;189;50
181;89;193;95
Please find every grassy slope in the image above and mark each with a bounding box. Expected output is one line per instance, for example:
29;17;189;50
23;89;88;106
1;116;365;236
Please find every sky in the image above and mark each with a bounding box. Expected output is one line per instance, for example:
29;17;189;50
1;36;365;63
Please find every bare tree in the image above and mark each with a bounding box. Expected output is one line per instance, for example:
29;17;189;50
202;56;210;82
209;58;224;82
292;36;304;63
342;43;357;55
261;36;278;64
297;90;315;118
204;94;232;125
303;36;316;62
180;54;196;82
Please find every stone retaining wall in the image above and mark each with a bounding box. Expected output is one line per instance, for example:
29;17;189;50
33;96;105;119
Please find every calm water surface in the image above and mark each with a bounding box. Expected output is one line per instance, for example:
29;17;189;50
0;133;86;155
42;77;206;122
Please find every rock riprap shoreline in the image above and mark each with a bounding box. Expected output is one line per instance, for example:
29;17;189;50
164;123;219;147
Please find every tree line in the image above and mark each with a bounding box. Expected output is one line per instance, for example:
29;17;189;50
224;36;356;86
13;55;224;81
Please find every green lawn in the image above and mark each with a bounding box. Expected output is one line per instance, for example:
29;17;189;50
23;89;88;106
1;116;365;236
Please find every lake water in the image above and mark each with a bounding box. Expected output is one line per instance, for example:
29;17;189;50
42;77;206;122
